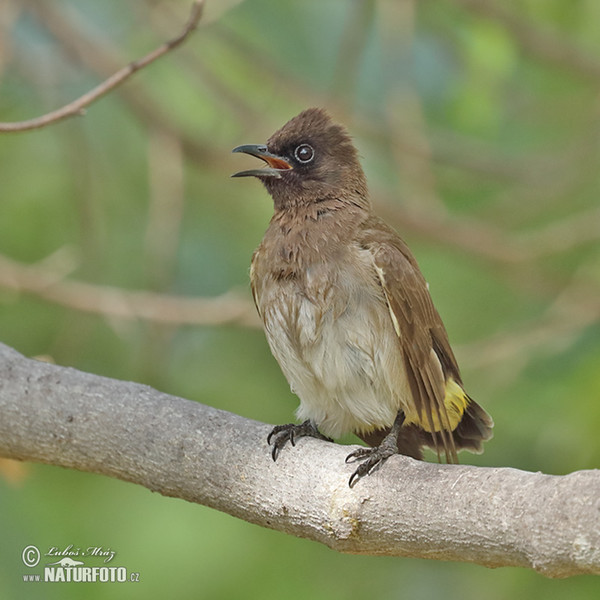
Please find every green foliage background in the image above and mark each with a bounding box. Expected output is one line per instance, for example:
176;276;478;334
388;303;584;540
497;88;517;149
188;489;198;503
1;0;599;597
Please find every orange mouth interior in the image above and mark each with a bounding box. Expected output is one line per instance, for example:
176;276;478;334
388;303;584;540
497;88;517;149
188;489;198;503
264;156;292;170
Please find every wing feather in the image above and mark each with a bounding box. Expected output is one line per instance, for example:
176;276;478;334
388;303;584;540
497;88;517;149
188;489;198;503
361;216;461;462
250;249;262;319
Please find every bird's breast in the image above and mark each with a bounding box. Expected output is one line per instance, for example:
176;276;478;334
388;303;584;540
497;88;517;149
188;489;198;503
252;243;409;438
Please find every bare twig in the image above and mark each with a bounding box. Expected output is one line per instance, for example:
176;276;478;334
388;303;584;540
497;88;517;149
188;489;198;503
144;2;264;124
0;0;205;133
0;253;259;328
23;0;215;166
0;342;598;577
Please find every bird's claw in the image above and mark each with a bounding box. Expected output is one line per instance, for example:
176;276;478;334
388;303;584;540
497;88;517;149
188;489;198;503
346;445;397;487
345;447;373;463
267;420;331;461
268;424;294;461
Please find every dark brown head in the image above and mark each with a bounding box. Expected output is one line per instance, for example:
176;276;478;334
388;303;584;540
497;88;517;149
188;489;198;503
232;108;368;211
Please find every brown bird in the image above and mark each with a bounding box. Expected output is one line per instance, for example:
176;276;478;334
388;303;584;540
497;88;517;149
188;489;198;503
232;108;493;486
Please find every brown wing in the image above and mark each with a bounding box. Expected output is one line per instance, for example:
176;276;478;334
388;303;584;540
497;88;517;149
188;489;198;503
360;216;461;462
249;248;263;320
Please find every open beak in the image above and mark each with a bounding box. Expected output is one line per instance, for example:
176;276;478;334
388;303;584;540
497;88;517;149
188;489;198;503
231;144;292;179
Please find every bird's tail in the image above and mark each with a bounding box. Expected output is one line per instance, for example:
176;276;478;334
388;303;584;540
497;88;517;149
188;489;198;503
419;394;494;461
452;396;494;454
357;391;493;462
415;378;493;461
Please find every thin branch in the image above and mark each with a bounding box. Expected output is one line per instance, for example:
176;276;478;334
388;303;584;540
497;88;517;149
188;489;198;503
145;2;264;125
23;0;215;166
0;342;598;577
0;253;259;328
18;5;596;268
0;0;205;133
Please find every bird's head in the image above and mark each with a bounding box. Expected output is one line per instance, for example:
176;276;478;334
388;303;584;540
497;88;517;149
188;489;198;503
232;108;368;210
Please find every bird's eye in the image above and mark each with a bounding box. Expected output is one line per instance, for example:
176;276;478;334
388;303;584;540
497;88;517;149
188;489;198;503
294;144;315;164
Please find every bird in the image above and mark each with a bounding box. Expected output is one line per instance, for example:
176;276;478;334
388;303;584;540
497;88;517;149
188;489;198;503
232;108;493;486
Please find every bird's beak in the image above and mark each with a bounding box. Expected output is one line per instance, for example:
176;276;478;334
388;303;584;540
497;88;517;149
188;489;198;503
231;144;292;179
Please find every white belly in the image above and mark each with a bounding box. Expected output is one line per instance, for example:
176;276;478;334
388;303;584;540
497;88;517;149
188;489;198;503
261;279;409;439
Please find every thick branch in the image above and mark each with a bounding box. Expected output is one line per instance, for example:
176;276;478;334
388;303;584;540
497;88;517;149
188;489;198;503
0;343;598;577
0;1;205;133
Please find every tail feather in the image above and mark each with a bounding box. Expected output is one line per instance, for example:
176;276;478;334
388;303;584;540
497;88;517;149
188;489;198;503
453;397;494;453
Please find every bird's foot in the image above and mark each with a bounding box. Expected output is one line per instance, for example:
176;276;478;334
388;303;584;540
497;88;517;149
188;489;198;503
267;420;332;461
345;440;398;488
345;411;406;487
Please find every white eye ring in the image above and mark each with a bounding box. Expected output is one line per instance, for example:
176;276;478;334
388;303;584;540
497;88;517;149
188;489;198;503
294;143;315;163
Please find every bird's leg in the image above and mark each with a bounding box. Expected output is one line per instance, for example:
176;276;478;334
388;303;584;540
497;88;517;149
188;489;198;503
267;419;332;461
346;411;406;487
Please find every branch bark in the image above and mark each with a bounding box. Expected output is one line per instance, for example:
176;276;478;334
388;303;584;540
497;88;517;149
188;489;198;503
0;343;598;577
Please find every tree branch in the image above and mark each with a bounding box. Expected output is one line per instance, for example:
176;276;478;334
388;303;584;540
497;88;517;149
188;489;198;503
0;342;598;577
21;0;216;167
0;0;205;133
0;252;259;327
